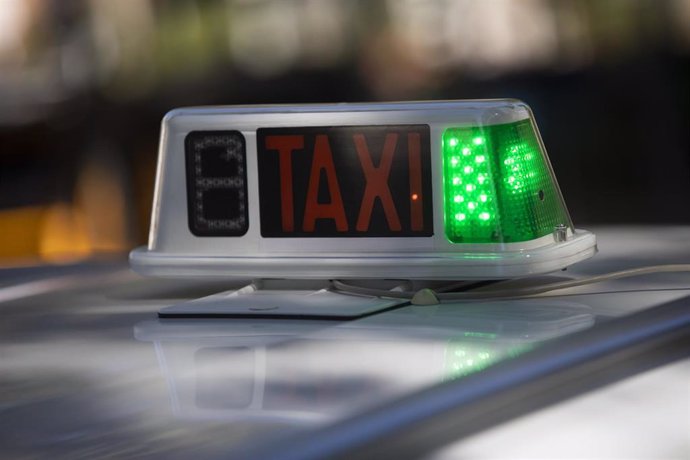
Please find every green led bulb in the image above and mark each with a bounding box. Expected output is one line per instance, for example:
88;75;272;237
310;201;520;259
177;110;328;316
442;119;570;243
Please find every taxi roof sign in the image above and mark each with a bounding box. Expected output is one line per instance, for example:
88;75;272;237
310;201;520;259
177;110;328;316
130;100;596;279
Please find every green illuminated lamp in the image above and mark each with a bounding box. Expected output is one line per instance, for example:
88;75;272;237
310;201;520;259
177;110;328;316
442;119;570;244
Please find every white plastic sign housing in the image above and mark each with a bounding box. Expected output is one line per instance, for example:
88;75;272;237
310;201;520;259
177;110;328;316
130;100;596;279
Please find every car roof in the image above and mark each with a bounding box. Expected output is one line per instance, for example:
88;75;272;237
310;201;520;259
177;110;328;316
1;225;689;458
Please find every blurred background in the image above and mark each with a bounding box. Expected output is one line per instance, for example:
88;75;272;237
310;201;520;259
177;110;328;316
0;0;688;266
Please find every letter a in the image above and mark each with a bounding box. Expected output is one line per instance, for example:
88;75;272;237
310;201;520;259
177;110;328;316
303;135;348;232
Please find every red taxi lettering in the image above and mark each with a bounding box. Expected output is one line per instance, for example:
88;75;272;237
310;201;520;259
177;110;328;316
354;133;401;232
265;135;303;232
303;135;348;232
262;128;429;236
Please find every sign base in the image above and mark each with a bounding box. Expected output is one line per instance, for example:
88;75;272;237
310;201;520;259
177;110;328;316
158;279;409;320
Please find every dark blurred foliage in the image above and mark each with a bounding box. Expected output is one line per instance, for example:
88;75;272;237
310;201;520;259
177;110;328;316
0;0;688;262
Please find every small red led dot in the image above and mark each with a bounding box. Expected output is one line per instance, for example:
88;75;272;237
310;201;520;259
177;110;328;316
411;193;419;201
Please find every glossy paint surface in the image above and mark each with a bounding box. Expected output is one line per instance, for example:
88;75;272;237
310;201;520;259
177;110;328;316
1;227;689;458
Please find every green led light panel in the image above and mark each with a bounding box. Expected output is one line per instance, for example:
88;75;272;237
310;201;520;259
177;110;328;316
442;119;570;243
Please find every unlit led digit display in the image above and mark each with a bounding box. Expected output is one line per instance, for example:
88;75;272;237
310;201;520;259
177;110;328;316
185;131;249;236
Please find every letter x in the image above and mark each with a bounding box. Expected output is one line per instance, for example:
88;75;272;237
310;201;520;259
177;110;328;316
353;133;401;232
